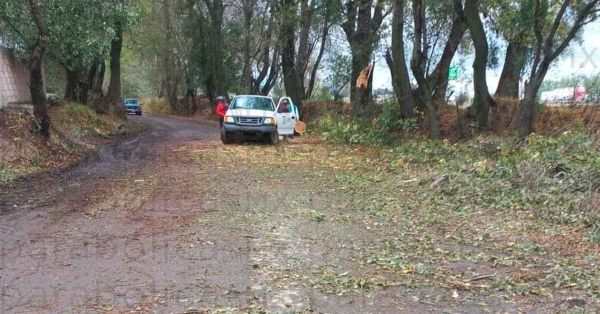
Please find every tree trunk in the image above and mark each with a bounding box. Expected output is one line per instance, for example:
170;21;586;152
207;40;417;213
350;49;373;116
463;0;494;131
517;81;539;137
166;78;179;113
185;88;196;114
518;67;548;137
260;54;279;96
389;0;417;119
81;61;99;104
205;0;227;97
295;0;315;99
410;0;441;138
352;63;375;117
78;73;90;104
279;0;303;115
496;41;526;99
306;16;330;99
240;0;256;93
251;6;276;95
64;67;79;102
342;0;385;108
107;24;125;118
519;0;598;137
430;17;467;104
27;0;50;138
92;60;105;98
205;76;215;101
30;45;50;138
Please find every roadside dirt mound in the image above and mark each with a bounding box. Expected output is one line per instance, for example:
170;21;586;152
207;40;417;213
0;111;74;183
490;99;600;135
535;105;600;134
0;112;46;163
0;103;142;184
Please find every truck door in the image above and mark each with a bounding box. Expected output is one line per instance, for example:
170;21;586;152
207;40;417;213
275;97;297;136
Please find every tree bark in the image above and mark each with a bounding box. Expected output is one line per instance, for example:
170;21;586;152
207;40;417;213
82;60;100;104
389;0;416;119
410;0;440;138
260;50;279;95
166;76;180;113
64;67;79;102
517;81;539;137
205;0;227;97
349;47;372;114
106;23;125;117
185;87;196;114
462;0;494;131
306;9;331;100
342;0;385;111
496;41;526;99
240;0;256;93
27;0;50;138
354;64;374;117
252;8;277;95
429;16;467;104
279;0;303;115
92;60;105;98
295;0;315;99
78;73;90;104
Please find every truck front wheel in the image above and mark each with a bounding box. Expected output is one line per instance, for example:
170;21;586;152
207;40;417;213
267;131;279;145
221;128;233;144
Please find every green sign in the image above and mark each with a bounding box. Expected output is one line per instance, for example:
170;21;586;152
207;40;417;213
449;66;459;80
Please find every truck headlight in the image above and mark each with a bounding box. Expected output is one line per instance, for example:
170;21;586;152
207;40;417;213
264;117;276;125
224;116;235;124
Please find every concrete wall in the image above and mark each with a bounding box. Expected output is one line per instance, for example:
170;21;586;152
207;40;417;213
0;48;31;109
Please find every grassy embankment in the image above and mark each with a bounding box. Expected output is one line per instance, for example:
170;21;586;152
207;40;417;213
0;103;143;183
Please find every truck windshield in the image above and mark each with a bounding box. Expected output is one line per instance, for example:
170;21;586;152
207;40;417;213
230;97;274;111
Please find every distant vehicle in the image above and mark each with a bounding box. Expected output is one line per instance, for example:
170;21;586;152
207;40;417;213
540;86;587;105
123;98;142;115
221;95;297;145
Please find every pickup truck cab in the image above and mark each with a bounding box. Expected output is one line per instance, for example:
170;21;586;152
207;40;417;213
221;95;297;144
124;98;142;115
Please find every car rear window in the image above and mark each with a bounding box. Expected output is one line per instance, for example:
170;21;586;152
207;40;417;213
230;97;274;111
125;99;139;105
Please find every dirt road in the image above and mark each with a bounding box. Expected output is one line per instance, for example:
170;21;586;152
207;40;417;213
1;114;597;313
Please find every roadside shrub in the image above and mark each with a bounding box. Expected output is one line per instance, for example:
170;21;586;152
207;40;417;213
502;133;598;228
314;115;395;146
58;103;112;136
310;100;418;146
52;102;142;137
0;161;9;183
141;97;172;115
378;100;418;133
589;222;600;244
303;101;351;124
64;102;96;121
386;131;599;241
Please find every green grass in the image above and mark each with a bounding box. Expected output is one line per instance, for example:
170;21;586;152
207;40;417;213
0;161;15;183
309;210;326;222
311;271;375;295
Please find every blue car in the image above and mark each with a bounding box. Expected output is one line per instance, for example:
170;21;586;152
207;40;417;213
124;98;142;115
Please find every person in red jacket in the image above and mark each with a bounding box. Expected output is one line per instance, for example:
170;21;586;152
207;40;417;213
216;96;229;127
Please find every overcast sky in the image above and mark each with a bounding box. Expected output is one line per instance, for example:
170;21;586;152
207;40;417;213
370;21;600;92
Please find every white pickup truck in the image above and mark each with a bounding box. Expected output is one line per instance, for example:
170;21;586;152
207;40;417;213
221;95;297;144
